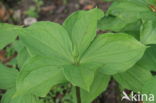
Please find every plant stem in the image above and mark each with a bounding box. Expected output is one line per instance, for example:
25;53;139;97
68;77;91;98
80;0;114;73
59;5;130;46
76;86;81;103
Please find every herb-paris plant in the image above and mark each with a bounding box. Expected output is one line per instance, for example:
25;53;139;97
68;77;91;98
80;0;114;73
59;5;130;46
98;0;156;102
13;8;146;103
0;7;148;103
98;0;156;32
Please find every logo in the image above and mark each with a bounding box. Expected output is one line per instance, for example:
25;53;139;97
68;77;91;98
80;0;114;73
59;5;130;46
121;91;155;102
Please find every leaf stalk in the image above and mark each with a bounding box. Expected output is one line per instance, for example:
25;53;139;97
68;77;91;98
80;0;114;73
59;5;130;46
76;86;81;103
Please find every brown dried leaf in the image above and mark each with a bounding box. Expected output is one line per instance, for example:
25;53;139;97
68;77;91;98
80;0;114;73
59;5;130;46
83;4;94;10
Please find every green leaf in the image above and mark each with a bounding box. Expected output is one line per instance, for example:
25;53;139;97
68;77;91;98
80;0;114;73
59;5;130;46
13;41;34;68
81;70;110;103
0;63;18;89
98;16;127;32
148;0;156;6
20;21;73;65
114;64;152;92
81;33;146;74
140;21;156;45
63;8;104;58
98;16;142;39
121;21;141;40
141;77;156;103
1;88;42;103
107;1;156;23
120;0;149;5
137;45;156;71
17;48;32;68
63;63;100;91
16;56;67;97
0;23;22;49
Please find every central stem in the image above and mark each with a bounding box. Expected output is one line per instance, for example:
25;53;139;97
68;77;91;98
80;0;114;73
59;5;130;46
76;86;81;103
